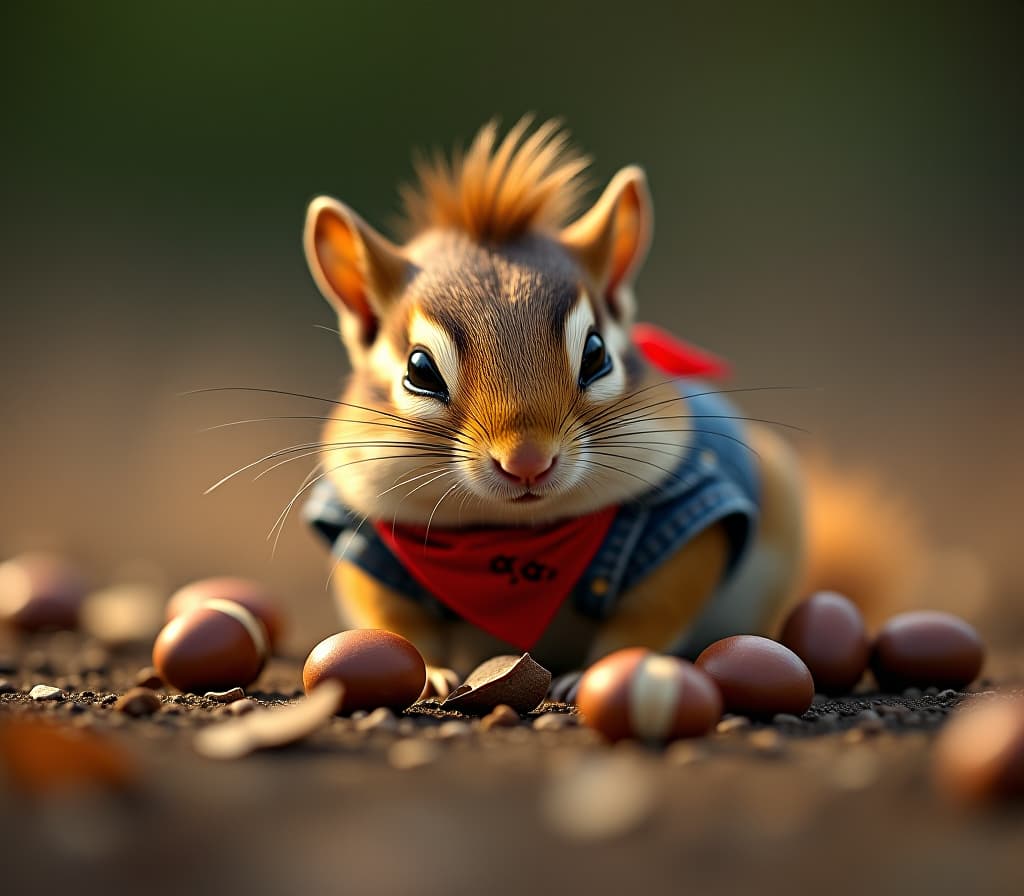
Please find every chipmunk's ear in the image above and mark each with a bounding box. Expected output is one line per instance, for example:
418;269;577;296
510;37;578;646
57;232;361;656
559;165;653;321
304;196;410;347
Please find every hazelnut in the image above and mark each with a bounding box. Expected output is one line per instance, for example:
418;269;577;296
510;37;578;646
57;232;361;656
152;599;269;693
576;648;722;744
166;577;285;652
871;610;984;691
0;553;87;632
779;591;870;694
302;630;425;715
695;635;814;717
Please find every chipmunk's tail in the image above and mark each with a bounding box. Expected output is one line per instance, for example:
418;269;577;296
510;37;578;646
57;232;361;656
795;452;927;627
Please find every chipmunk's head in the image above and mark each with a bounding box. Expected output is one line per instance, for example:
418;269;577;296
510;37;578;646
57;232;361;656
303;119;684;526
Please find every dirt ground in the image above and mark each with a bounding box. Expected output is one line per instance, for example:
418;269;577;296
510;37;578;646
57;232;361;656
1;632;1022;896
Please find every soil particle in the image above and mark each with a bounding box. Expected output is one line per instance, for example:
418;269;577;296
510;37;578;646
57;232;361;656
29;684;64;702
388;738;440;770
115;688;162;717
355;707;397;733
203;687;245;704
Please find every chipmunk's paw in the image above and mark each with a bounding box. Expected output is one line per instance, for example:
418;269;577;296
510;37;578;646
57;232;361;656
418;666;461;701
548;670;583;705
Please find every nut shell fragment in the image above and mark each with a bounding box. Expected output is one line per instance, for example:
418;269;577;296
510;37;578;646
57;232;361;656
442;654;551;716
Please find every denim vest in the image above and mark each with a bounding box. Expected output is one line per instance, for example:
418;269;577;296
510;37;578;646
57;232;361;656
304;382;760;634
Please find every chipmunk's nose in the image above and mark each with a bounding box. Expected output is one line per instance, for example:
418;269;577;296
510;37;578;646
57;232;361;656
491;444;558;487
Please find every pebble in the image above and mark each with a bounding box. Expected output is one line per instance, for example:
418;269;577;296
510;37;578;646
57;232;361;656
29;684;65;702
772;713;804;727
134;667;164;689
0;678;17;695
388;738;440;770
665;740;709;766
355;707;398;733
749;729;784;756
226;698;258;716
437;720;472;739
716;716;751;734
541;754;657;841
115;688;162;717
204;687;246;704
532;712;571;731
99;694;118;706
480;704;521;730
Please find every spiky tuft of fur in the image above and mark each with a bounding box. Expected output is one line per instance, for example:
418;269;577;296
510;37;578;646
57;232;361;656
399;117;591;242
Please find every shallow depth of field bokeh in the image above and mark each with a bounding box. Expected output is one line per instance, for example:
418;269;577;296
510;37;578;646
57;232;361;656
1;3;1021;651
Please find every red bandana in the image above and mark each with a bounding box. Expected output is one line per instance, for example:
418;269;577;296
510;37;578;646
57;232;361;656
371;324;728;651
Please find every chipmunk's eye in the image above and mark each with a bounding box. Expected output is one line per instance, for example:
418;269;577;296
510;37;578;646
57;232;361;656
404;348;449;402
578;331;612;388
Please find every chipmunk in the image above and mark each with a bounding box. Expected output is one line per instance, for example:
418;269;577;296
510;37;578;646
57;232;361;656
300;118;919;700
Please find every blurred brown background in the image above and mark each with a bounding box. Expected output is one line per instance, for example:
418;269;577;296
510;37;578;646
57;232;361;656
1;3;1021;649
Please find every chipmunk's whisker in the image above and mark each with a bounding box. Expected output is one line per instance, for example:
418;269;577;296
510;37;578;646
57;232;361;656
588;425;762;460
562;454;665;491
589;421;765;458
376;463;464;500
556;388;587;439
206;439;468;495
185;386;469;445
269;460;324;557
578;376;681;428
582;439;682;458
313;323;342;337
253;443;462;483
578;449;680;482
423;482;463;547
586;407;809;439
201;413;469;443
269;454;456;555
323;460;466;589
391;469;458;537
581;383;814;433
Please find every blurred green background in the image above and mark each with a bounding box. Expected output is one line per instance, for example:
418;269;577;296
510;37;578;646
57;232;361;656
1;2;1021;647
